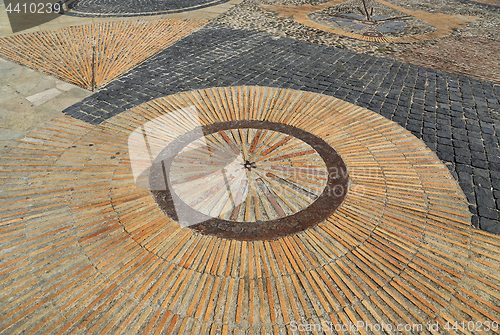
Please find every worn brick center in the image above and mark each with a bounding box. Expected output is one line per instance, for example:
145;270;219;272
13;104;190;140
149;120;349;240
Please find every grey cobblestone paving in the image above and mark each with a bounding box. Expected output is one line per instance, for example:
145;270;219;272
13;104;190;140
61;0;231;16
63;24;500;234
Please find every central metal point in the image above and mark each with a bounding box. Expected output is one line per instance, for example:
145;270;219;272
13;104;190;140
243;160;257;170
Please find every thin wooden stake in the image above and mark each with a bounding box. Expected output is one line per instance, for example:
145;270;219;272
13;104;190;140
91;36;96;92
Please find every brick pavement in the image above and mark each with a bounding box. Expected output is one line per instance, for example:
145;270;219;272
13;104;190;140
3;88;497;334
62;24;500;234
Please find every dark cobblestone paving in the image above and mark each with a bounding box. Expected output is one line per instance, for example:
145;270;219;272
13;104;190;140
63;24;500;234
62;0;230;16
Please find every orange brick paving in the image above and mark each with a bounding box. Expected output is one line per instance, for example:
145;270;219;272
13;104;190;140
0;87;499;334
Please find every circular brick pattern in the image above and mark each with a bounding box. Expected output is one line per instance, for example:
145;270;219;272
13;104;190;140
1;87;499;335
149;121;348;240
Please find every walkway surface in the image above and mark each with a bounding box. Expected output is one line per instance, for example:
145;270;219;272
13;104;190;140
0;0;499;334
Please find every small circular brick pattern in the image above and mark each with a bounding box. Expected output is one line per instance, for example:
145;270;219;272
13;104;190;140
62;0;231;17
149;121;348;240
262;0;477;43
1;87;499;334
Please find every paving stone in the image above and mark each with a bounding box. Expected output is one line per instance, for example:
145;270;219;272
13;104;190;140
25;88;62;106
474;175;492;188
480;217;500;234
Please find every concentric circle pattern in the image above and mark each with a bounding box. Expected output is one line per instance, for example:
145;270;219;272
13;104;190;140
0;86;499;334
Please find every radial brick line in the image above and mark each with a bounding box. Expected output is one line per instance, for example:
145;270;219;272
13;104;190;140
0;19;209;90
1;86;499;334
